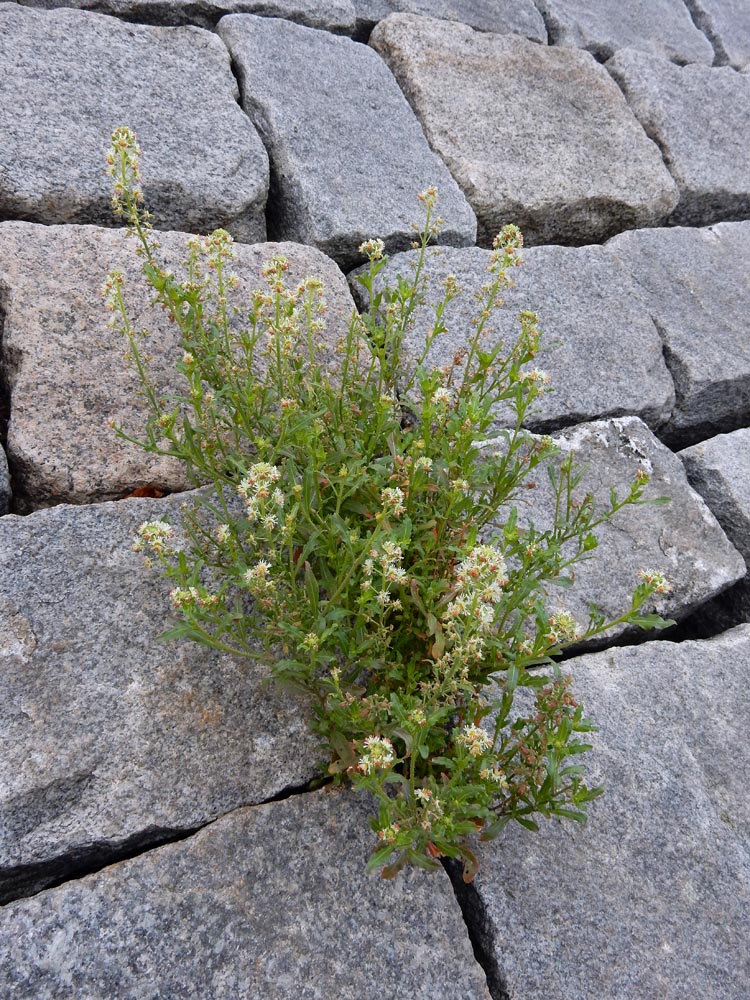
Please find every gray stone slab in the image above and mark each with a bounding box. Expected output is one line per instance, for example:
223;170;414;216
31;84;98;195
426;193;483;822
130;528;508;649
679;429;750;633
0;493;324;905
0;4;268;240
467;627;750;1000
352;0;545;42
607;49;750;227
17;0;356;32
0;447;9;515
605;222;750;446
535;0;713;64
218;14;476;271
680;428;750;560
370;15;678;247
0;790;491;1000
350;243;675;432
0;222;357;509
501;417;745;643
684;0;750;69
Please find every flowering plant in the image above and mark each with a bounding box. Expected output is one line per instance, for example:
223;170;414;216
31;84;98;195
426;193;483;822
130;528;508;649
106;127;673;880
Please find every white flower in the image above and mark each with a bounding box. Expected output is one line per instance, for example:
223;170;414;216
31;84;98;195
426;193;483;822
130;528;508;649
244;560;272;587
380;487;406;517
359;238;385;260
134;520;173;555
458;724;492;758
638;569;672;594
358;736;395;774
546;611;581;644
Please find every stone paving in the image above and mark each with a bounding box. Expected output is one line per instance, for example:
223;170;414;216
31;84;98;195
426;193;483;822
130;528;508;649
0;3;749;998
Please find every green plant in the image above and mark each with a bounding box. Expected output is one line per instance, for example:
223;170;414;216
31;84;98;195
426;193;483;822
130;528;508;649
106;126;673;880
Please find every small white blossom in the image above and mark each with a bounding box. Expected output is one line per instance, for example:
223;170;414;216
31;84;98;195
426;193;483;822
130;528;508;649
358;736;395;774
458;724;492;758
638;569;672;594
133;520;173;555
380;487;406;517
359;238;385;260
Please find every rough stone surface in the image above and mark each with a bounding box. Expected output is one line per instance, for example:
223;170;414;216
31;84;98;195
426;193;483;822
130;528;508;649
219;14;476;270
0;789;491;999
678;430;750;633
605;222;750;446
370;15;678;247
0;448;9;515
17;0;356;32
500;417;745;643
350;244;675;432
680;429;750;560
0;493;324;904
0;4;268;240
683;0;750;69
535;0;713;64
607;49;750;227
468;627;750;1000
0;222;357;509
352;0;545;42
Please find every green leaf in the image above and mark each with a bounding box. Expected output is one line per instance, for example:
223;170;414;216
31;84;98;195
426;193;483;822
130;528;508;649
431;756;456;770
553;808;588;823
304;562;319;618
514;816;540;832
480;816;512;840
583;533;598;552
630;614;676;631
366;844;396;874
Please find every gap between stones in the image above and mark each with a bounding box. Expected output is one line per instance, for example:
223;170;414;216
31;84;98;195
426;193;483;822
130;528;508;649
0;278;9;451
529;0;556;52
442;858;509;1000
681;0;722;67
0;776;327;909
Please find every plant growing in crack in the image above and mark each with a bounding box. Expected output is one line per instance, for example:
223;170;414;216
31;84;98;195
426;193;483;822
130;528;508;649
105;126;674;880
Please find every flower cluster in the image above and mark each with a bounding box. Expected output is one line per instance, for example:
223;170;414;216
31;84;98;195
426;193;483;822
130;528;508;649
379;486;406;518
238;463;284;526
106;126;144;218
358;736;396;774
457;723;493;758
133;520;173;555
638;569;672;594
359;238;385;261
444;544;509;633
362;540;407;610
170;586;219;610
545;611;582;646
